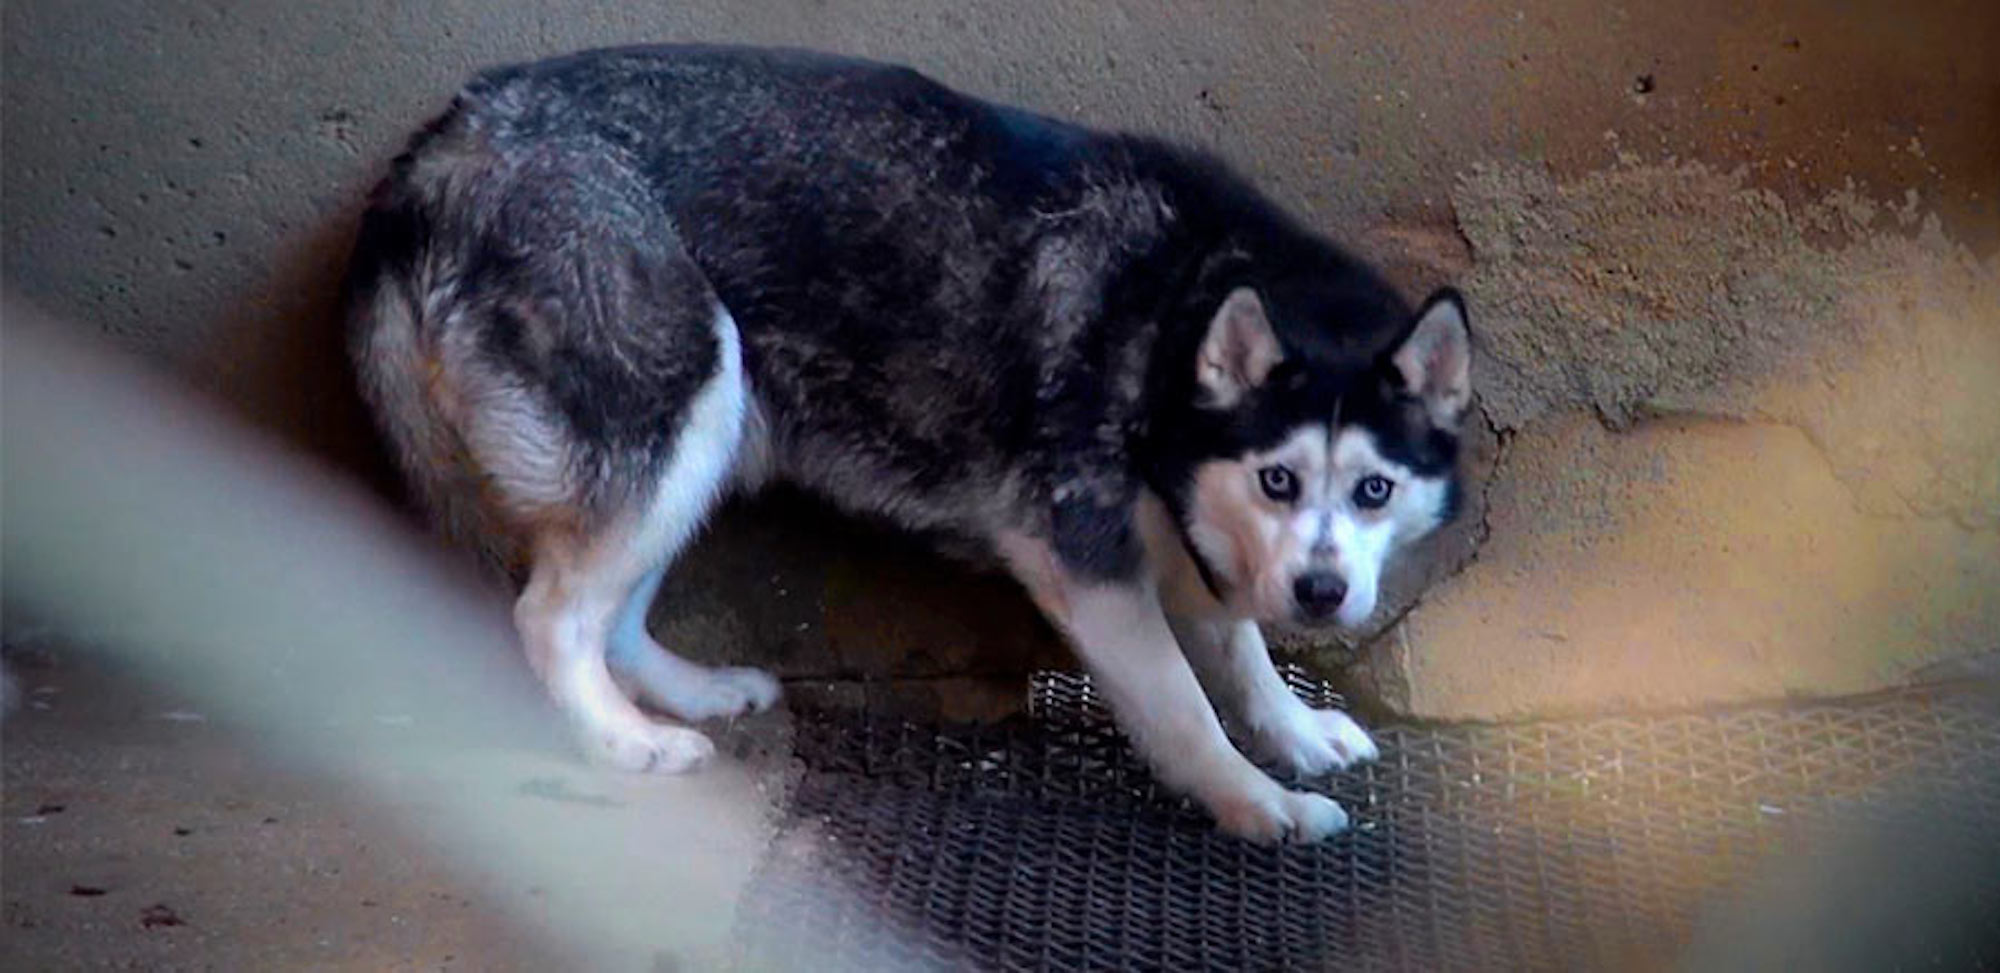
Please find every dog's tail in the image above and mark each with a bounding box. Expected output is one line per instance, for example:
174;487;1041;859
344;183;524;581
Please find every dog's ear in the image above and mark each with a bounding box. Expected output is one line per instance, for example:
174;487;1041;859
1390;288;1472;428
1196;287;1284;408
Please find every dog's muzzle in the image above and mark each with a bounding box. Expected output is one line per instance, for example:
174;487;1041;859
1292;572;1348;621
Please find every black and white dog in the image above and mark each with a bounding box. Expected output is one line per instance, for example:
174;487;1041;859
346;45;1472;843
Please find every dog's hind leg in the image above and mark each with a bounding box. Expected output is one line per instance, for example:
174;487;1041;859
394;140;789;770
517;520;717;773
605;564;780;722
511;305;771;772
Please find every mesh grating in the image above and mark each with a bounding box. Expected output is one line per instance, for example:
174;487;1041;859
734;672;2000;971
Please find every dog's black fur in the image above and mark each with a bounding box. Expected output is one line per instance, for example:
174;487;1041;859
346;44;1440;584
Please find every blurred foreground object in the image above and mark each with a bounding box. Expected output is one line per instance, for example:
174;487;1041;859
0;296;894;970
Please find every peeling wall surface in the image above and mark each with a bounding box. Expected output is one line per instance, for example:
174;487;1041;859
1359;162;2000;718
5;0;1996;719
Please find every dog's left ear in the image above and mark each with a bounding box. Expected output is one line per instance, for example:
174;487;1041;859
1390;288;1473;428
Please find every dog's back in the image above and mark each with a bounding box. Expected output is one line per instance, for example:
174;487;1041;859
345;44;1289;560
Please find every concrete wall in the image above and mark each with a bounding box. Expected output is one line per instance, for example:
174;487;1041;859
6;0;1996;718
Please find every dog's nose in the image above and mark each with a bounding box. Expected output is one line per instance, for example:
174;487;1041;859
1293;572;1348;618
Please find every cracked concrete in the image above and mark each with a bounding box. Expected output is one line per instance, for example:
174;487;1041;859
1378;411;1999;719
1360;161;2000;712
1348;158;2000;718
1451;160;2000;528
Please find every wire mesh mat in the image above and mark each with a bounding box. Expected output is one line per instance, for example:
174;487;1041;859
732;673;2000;971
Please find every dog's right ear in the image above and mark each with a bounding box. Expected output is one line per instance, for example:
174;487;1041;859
1196;287;1283;408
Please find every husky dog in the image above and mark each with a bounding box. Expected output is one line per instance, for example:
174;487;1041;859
346;45;1472;843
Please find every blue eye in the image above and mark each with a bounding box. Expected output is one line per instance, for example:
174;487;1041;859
1353;475;1394;509
1258;465;1298;502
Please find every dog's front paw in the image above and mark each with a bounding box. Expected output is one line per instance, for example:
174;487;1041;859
1256;706;1380;778
582;719;717;774
1209;783;1351;844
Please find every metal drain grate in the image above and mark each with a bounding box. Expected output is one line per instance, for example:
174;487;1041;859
734;674;2000;971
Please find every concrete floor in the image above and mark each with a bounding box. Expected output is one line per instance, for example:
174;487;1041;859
2;644;797;971
4;0;1998;967
2;652;552;970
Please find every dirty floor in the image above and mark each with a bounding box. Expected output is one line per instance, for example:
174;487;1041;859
1;645;796;971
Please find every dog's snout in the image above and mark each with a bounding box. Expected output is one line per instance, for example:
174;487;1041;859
1292;572;1347;617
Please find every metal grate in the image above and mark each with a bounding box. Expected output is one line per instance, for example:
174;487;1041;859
734;672;2000;971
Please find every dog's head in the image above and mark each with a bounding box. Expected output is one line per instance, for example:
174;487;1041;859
1152;282;1472;628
